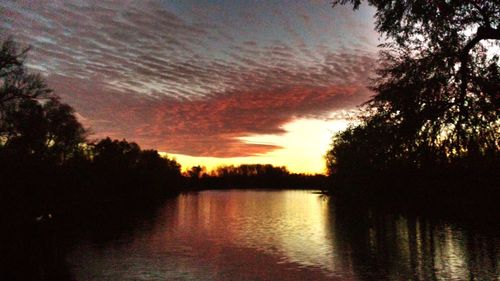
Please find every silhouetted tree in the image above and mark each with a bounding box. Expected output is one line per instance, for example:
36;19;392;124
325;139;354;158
138;149;181;175
0;40;83;162
1;99;48;156
44;98;87;162
0;38;184;211
0;39;51;120
327;1;499;198
92;137;141;169
90;137;182;197
331;1;499;157
1;97;86;162
186;165;205;179
0;38;186;280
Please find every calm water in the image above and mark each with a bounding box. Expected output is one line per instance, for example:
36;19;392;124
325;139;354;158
66;190;500;281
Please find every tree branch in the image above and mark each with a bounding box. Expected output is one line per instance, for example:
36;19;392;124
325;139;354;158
458;26;499;144
460;26;500;97
462;26;500;57
470;2;491;26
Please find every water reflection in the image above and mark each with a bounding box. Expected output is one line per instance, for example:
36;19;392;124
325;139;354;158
329;203;500;281
66;190;500;281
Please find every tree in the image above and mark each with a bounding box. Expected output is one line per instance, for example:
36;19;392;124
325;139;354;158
186;165;205;179
1;99;48;156
1;97;87;162
0;39;86;164
92;137;141;169
0;39;51;120
137;149;182;179
329;1;499;161
326;1;499;195
44;98;87;162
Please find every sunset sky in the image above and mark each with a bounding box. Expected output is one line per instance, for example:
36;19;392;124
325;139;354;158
1;0;379;173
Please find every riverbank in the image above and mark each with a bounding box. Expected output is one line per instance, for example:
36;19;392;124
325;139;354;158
326;165;499;224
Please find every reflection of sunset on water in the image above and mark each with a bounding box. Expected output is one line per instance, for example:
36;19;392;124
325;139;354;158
171;191;340;275
67;191;500;281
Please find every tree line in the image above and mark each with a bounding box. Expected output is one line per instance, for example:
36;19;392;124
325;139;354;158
185;164;327;189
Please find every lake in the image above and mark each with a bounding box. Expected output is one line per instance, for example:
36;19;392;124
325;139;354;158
66;190;500;280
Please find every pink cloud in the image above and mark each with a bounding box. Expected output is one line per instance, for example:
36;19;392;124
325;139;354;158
1;0;377;157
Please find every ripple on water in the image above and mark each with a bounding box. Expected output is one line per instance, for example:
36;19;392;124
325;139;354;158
67;190;500;281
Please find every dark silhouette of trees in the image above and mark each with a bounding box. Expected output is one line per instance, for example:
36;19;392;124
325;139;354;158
186;165;206;179
184;165;207;188
0;39;52;157
0;39;185;279
212;164;288;188
213;164;289;178
88;137;182;199
184;164;326;190
0;39;51;114
44;98;87;162
1;97;86;163
92;137;142;169
2;99;48;156
326;2;499;201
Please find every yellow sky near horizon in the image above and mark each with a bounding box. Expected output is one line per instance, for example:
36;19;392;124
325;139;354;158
162;117;350;174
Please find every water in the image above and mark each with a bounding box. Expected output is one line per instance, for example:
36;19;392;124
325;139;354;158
66;190;500;281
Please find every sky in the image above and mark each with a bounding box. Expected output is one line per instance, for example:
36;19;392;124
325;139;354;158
0;0;379;173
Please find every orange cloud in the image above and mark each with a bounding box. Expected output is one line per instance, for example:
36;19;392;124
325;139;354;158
2;0;377;158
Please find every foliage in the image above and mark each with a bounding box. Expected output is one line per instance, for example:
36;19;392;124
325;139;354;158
1;98;87;162
213;164;289;177
0;38;51;117
0;39;183;228
187;164;326;189
327;1;499;196
90;137;182;196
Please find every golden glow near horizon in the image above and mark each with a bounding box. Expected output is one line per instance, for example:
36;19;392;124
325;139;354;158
162;117;350;174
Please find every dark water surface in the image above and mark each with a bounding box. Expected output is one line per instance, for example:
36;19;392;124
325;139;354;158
66;190;500;281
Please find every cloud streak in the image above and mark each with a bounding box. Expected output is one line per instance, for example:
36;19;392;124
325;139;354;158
1;0;378;157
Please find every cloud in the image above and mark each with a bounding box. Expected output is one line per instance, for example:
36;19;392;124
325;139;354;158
1;0;377;157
